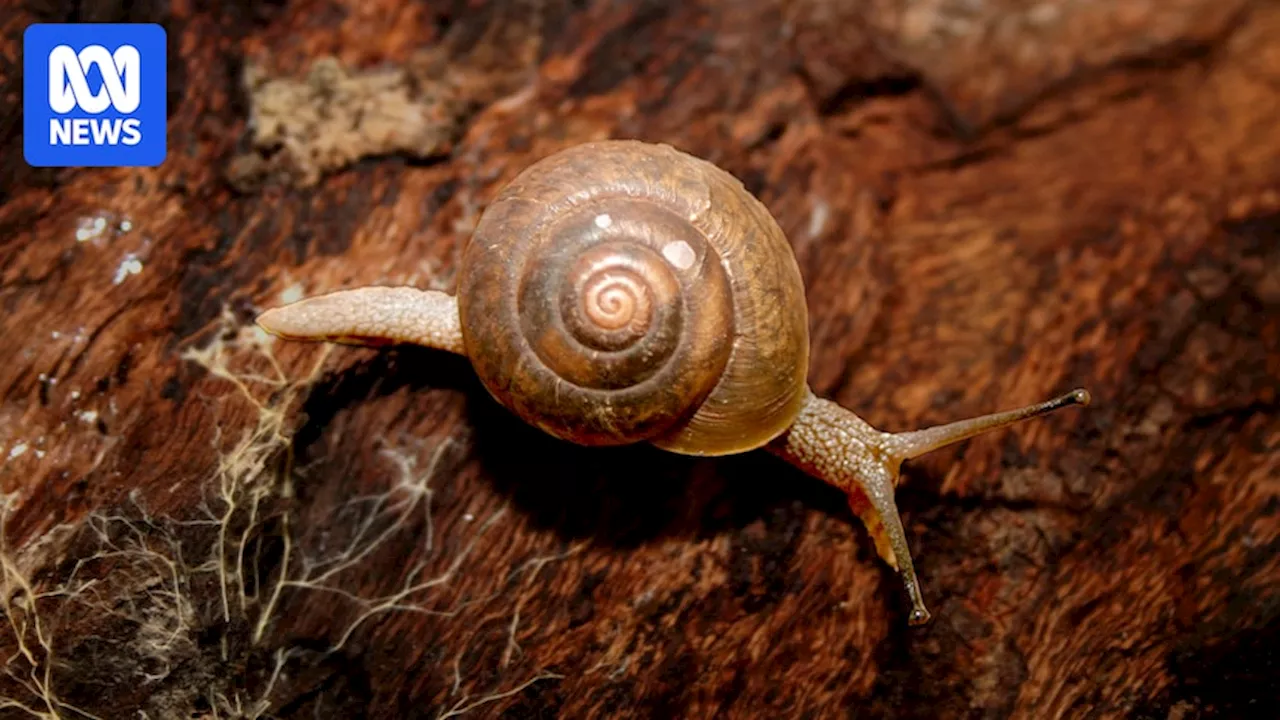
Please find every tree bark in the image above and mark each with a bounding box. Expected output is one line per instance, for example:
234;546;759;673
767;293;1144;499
1;1;1277;718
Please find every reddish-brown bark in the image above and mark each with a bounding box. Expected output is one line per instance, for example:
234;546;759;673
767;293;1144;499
1;1;1276;718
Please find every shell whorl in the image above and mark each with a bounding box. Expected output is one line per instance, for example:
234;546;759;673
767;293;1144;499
458;140;810;454
516;200;729;395
459;148;735;446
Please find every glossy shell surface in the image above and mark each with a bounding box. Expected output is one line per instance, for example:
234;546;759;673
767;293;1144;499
457;140;810;455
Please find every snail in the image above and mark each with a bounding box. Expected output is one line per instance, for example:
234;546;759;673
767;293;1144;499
256;139;1090;625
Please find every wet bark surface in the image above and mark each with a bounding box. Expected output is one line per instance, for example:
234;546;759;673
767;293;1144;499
1;1;1277;718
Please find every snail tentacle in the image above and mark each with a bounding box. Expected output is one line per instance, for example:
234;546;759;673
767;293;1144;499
769;387;1093;626
768;392;931;626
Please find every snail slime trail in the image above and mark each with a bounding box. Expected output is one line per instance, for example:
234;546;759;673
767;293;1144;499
255;139;1091;625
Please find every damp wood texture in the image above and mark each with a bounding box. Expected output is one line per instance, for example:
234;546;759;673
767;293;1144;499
1;1;1277;718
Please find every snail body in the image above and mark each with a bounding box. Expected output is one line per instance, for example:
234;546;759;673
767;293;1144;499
257;139;1090;625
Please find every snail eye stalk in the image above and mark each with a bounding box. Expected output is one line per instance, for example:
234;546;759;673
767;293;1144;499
768;388;1091;625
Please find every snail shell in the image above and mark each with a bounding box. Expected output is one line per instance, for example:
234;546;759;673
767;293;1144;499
456;140;810;455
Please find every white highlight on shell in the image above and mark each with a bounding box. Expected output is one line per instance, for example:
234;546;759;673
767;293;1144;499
594;213;613;229
661;240;696;270
8;442;28;460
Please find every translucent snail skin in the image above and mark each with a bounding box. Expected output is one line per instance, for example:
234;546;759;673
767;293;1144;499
257;139;1091;625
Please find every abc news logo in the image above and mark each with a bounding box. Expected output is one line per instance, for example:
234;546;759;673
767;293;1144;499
24;23;166;168
48;44;144;146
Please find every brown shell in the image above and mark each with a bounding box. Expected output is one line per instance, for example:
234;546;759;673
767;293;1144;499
456;140;810;456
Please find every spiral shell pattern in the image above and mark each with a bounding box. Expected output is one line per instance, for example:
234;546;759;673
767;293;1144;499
519;225;693;392
458;140;810;453
459;166;734;445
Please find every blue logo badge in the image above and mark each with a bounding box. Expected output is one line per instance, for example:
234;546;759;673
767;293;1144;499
24;23;167;168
